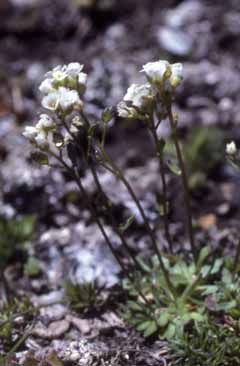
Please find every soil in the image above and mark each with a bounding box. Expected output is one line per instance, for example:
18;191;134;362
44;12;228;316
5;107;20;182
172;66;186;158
1;0;240;364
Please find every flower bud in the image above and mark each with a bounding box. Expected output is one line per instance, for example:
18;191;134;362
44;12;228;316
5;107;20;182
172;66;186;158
226;141;237;155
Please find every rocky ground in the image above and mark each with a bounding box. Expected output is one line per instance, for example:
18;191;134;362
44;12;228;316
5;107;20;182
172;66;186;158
1;0;240;365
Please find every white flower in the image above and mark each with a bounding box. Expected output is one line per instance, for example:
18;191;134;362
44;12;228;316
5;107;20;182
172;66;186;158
78;72;87;86
35;131;49;149
66;62;84;77
36;114;55;130
117;102;138;119
22;126;38;140
123;83;153;109
141;60;171;83
58;87;82;111
226;141;237;155
42;91;60;111
170;63;183;88
141;60;183;91
52;69;68;83
39;78;55;95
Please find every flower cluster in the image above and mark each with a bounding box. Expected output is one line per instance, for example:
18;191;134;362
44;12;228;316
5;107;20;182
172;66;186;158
39;63;87;112
23;63;87;151
118;60;183;120
22;114;56;150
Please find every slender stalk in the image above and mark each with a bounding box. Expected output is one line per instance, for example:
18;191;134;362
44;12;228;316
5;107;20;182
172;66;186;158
61;119;144;273
167;105;197;263
79;111;176;298
233;239;240;275
149;118;173;253
97;145;176;298
50;151;151;305
0;270;11;303
90;164;145;273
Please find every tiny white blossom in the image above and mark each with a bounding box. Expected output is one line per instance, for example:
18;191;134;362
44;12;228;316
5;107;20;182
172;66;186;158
78;72;87;87
39;78;55;95
226;141;237;155
52;69;68;83
36;114;55;129
42;92;60;111
141;60;171;83
123;83;153;109
117;102;139;119
35;131;49;149
170;63;183;88
58;87;82;110
22;126;38;140
66;62;84;77
141;60;183;92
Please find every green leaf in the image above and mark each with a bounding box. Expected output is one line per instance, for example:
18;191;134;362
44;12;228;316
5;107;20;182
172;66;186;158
119;215;135;233
158;138;166;153
24;257;41;277
164;323;176;339
197;247;210;271
143;321;158;337
166;159;181;176
210;258;223;275
190;312;205;322
31;151;49;165
217;300;237;311
102;107;114;123
158;312;170;327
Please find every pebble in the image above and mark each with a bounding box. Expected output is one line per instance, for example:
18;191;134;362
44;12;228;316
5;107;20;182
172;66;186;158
157;27;193;56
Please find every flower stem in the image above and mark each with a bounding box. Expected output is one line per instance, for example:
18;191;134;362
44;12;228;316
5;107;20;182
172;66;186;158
61;120;144;274
50;151;151;306
167;105;197;263
149;118;173;253
233;238;240;275
97;145;176;298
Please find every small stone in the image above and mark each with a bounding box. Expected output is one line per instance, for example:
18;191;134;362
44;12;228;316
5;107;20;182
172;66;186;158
157;27;193;56
165;0;204;28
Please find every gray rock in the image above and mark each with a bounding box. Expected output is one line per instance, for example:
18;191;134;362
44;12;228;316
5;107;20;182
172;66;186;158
165;0;204;28
157;27;193;56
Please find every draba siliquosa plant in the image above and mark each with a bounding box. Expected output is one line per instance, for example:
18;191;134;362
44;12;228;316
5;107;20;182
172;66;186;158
22;60;240;340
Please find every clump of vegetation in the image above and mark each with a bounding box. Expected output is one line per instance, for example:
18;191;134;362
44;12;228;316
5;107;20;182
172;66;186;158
22;59;240;364
123;248;223;339
0;215;36;300
65;281;106;314
171;323;240;366
0;297;36;354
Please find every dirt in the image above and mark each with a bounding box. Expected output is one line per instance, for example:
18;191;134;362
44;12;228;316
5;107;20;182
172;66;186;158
1;0;240;364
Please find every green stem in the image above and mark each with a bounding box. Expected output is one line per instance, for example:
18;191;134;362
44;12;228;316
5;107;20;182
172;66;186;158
97;145;176;298
50;151;151;306
61;119;144;274
167;105;197;263
233;239;240;275
149;119;173;253
79;111;176;299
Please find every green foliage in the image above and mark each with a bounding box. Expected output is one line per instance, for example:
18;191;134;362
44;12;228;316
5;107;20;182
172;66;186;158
182;126;225;189
64;281;106;314
123;248;224;339
202;268;240;318
0;297;36;351
0;215;36;271
184;126;225;175
171;323;240;366
24;257;41;278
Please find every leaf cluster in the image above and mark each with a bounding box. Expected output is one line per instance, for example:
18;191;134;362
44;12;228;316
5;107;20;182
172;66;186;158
64;281;106;315
123;248;224;339
171;323;240;366
0;216;36;271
